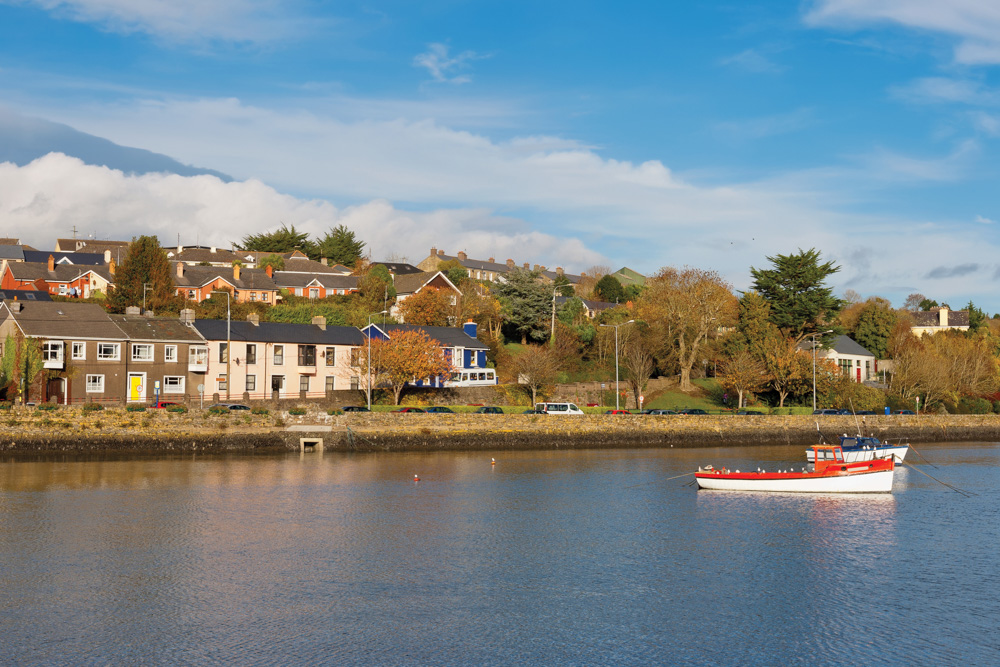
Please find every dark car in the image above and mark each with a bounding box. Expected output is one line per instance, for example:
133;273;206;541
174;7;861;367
812;409;841;415
474;406;504;414
648;409;678;415
522;409;545;414
424;406;455;414
342;406;370;412
896;409;917;415
678;408;708;415
208;403;251;411
393;407;426;413
737;409;765;415
605;409;631;415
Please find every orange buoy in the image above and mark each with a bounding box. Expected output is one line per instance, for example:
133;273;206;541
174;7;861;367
413;474;420;482
491;458;496;466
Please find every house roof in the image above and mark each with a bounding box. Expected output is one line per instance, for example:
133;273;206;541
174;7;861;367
282;257;352;274
6;261;115;284
0;237;20;246
271;272;359;289
540;269;583;284
828;335;875;358
174;266;278;292
434;253;513;274
375;261;423;275
0;245;24;261
910;308;970;328
555;296;619;311
393;271;459;296
108;314;206;343
1;301;126;340
0;289;52;301
56;239;130;254
167;247;246;265
22;251;106;266
367;323;489;350
192;319;365;346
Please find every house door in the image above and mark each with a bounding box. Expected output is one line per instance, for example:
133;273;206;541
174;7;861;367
46;378;65;404
856;368;861;383
128;372;147;402
271;375;284;399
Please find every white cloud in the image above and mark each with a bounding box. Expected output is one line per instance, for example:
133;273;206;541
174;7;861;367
891;77;1000;106
413;43;486;84
805;0;1000;64
720;48;786;74
975;214;995;224
10;0;315;43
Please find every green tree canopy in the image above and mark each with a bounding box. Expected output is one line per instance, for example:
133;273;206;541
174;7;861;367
594;274;624;303
852;298;897;359
918;298;938;311
966;300;987;334
258;254;285;272
438;259;469;286
358;264;397;313
496;268;551;344
749;248;844;344
315;225;366;266
240;224;314;256
106;236;176;314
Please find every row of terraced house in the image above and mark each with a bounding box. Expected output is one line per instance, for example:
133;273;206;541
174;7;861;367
0;298;490;405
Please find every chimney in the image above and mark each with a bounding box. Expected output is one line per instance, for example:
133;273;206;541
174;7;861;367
265;265;273;278
104;250;112;264
320;257;328;266
210;246;217;254
47;254;54;272
457;251;467;261
10;301;22;313
430;246;437;257
179;308;195;324
506;259;515;269
939;306;949;327
463;320;478;339
488;257;495;263
523;262;529;269
437;249;444;256
233;264;241;281
176;262;184;278
125;306;140;316
109;259;116;276
533;264;540;271
247;312;260;326
311;315;327;331
177;244;183;254
556;267;564;276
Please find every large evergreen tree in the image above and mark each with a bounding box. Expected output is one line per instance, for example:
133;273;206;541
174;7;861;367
106;236;175;314
315;225;366;266
749;248;843;344
240;224;314;256
594;274;624;303
496;268;551;344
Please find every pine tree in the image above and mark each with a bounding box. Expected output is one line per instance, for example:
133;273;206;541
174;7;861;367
240;224;314;256
106;236;175;314
749;248;843;344
315;225;366;266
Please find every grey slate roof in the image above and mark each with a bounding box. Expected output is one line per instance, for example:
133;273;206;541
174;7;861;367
22;251;106;265
6;261;115;284
375;261;423;275
829;335;875;357
0;245;24;261
392;271;458;296
438;253;513;274
910;308;970;328
281;257;352;274
0;290;52;301
1;302;126;340
167;247;246;265
192;319;365;346
540;269;583;284
173;266;278;292
109;314;206;343
372;324;489;350
271;272;359;289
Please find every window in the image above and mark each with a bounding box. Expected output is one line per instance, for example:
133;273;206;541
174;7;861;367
86;374;104;393
273;345;284;365
132;344;154;361
325;376;335;393
219;343;228;363
246;344;257;365
300;375;310;392
189;346;208;367
43;341;63;363
838;359;852;376
71;342;86;360
218;377;227;391
309;288;319;299
325;347;336;367
246;375;256;392
262;292;269;302
164;345;177;363
59;284;68;295
188;290;196;299
295;288;303;297
249;292;257;302
298;345;316;366
163;376;185;394
97;343;120;360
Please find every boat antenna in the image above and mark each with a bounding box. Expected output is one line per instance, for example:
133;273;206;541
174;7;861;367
849;399;862;437
815;420;825;444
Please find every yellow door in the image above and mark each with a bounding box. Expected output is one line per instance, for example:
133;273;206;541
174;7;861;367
128;374;145;402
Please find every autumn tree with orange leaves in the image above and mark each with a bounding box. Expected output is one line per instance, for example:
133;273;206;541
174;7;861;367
363;329;453;405
397;287;455;326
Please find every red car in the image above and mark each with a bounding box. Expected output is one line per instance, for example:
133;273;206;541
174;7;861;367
393;407;426;413
150;401;182;409
604;409;631;415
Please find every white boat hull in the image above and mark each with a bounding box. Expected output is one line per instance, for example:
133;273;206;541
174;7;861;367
806;446;908;464
696;467;894;494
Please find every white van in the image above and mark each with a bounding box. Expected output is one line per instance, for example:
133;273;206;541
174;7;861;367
535;402;584;415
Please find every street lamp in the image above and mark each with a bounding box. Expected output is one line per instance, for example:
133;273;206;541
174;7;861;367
211;290;231;401
142;283;152;312
367;310;388;410
810;330;834;411
599;320;634;410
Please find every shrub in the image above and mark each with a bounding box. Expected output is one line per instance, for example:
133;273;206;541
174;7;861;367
288;407;307;416
166;405;188;414
82;403;105;412
251;407;270;415
0;402;12;411
327;409;343;416
125;405;146;413
208;406;229;415
993;400;1000;415
37;404;58;412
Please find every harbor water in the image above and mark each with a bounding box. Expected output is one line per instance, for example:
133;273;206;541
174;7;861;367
2;442;998;665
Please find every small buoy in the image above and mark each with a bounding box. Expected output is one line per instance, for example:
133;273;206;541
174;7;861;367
413;475;420;482
491;458;496;465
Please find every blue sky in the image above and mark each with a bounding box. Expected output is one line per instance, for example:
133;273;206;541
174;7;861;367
1;1;1000;311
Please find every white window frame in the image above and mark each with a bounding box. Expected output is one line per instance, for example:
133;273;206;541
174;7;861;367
274;345;284;365
71;342;86;360
246;374;256;392
132;343;154;362
325;346;336;367
97;343;121;361
42;341;63;363
164;345;178;363
162;376;185;394
86;374;105;393
299;375;310;392
309;288;319;299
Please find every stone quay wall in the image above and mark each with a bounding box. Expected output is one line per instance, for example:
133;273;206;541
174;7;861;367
1;406;999;454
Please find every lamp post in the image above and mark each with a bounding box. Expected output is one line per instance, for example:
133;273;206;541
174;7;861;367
810;330;834;411
142;283;152;312
211;290;231;401
600;320;634;410
367;310;388;410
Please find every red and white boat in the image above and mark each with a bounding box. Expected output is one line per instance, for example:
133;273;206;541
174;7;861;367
695;445;895;494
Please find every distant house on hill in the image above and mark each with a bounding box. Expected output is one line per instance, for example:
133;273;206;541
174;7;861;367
910;306;970;337
611;267;646;288
55;239;130;262
173;263;279;304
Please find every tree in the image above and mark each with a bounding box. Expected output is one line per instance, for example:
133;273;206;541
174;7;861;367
749;248;844;344
763;337;811;408
966;300;987;334
511;344;559;405
438;259;469;286
719;349;767;411
258;254;285;272
852;298;897;359
460;280;504;341
240;224;314;256
553;274;575;297
902;293;926;311
727;291;782;360
495;268;550;344
918;298;938;311
315;225;366;266
397;287;454;326
594;274;624;303
357;264;396;313
638;267;737;392
0;332;45;404
622;337;655;409
368;330;453;405
106;236;176;314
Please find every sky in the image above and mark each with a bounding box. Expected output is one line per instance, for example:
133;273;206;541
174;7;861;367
1;1;1000;311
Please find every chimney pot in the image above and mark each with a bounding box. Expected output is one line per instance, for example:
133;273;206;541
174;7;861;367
233;264;241;282
210;246;217;254
176;262;184;278
47;254;55;272
265;265;273;278
556;267;564;276
247;313;260;326
104;250;112;264
506;259;515;268
179;308;195;324
533;264;540;271
109;259;116;276
488;257;495;263
438;249;444;256
457;251;467;261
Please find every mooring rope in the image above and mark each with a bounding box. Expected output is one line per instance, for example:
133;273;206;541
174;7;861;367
899;459;976;498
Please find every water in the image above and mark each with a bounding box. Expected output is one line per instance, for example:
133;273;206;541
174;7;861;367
2;443;999;666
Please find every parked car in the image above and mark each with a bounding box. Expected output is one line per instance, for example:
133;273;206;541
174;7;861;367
812;409;841;415
737;409;765;415
393;407;426;413
896;409;917;415
648;409;678;415
424;406;455;414
522;409;546;414
605;409;631;415
208;403;251;411
678;408;708;415
342;405;370;412
474;406;504;414
149;401;182;409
